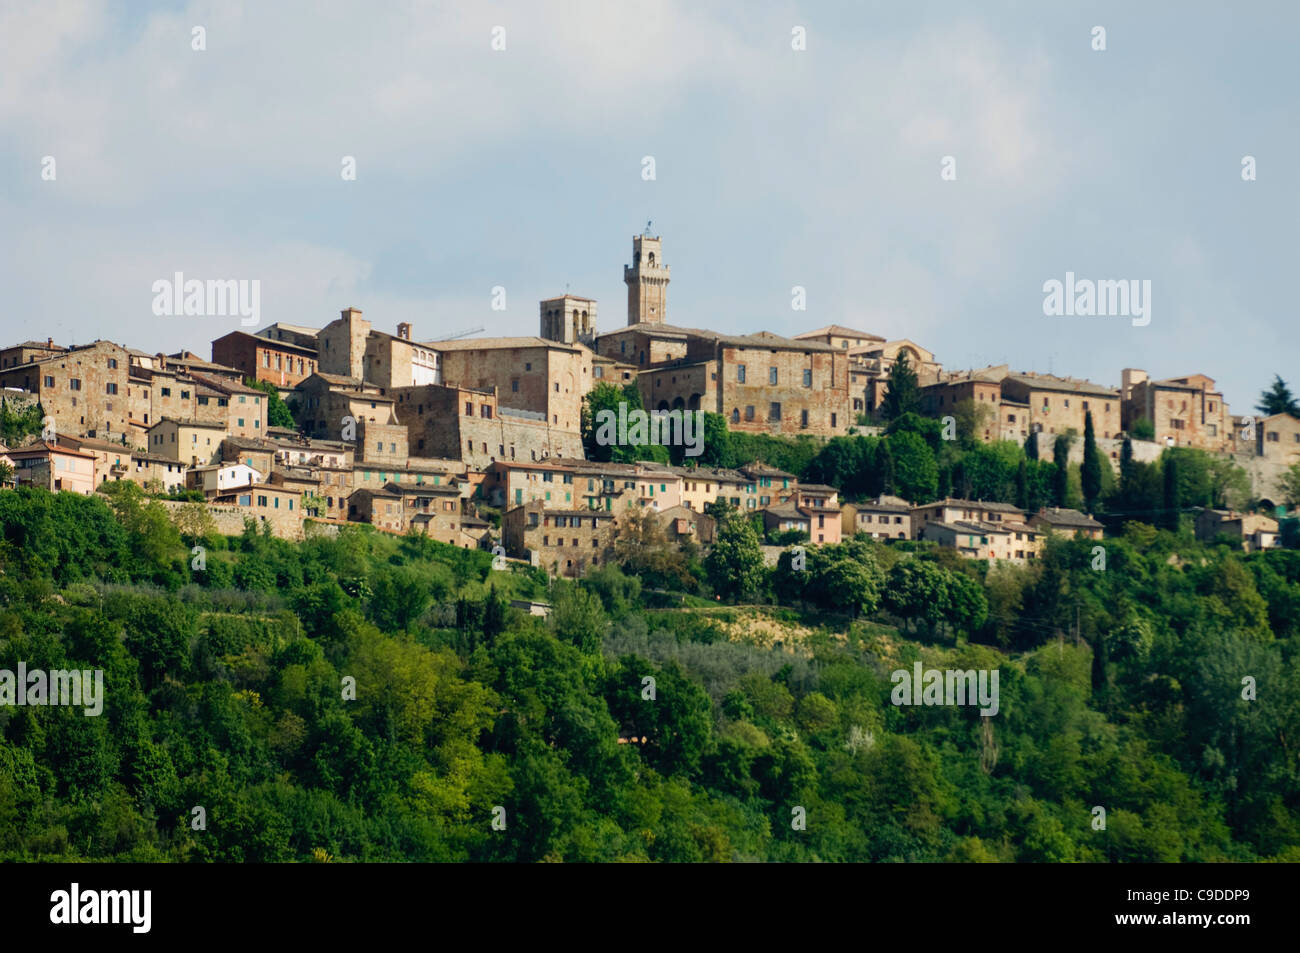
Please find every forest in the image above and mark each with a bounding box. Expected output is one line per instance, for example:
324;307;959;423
0;479;1297;862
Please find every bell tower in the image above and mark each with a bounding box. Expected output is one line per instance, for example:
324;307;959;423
624;227;670;326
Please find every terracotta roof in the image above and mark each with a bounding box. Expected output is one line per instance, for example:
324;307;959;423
793;325;886;343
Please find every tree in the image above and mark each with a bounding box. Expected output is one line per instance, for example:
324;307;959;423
1081;411;1103;514
1256;375;1300;419
889;432;937;503
1131;416;1156;441
581;381;667;463
874;440;896;496
549;581;607;654
953;399;992;449
612;506;692;590
1052;433;1073;508
243;378;296;429
704;511;765;601
1279;463;1300;508
1161;454;1180;531
880;351;921;421
882;559;949;637
173;501;216;543
0;400;44;447
0;460;12;486
1015;460;1029;511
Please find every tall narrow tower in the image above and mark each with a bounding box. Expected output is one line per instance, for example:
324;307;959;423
624;230;670;326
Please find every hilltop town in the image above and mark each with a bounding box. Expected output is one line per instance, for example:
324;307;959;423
1;231;1296;573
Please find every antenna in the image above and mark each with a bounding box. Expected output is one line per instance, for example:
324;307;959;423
432;326;486;342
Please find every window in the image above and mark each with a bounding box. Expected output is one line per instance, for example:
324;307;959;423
831;413;837;428
181;390;189;400
70;378;81;391
737;365;746;383
106;382;118;395
239;396;246;404
107;358;117;369
745;406;754;421
731;408;739;423
593;366;603;379
525;362;532;371
769;402;781;421
800;409;809;428
803;369;812;387
257;495;268;507
161;387;171;397
263;352;270;368
769;367;778;385
512;380;519;392
43;375;54;388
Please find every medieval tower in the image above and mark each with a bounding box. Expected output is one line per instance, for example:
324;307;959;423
624;230;670;326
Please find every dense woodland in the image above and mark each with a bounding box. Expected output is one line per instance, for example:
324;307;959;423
1;475;1298;862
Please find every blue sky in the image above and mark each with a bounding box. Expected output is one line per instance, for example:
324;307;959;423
2;1;1296;413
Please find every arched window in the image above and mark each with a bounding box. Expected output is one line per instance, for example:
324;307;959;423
648;253;655;267
731;408;740;424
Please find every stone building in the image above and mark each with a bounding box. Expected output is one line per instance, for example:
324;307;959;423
211;330;319;390
1121;369;1231;451
0;339;64;370
1002;372;1122;441
598;326;853;437
392;381;583;470
502;500;616;577
213;483;303;533
256;323;321;350
430;337;590;435
0;340;135;440
540;294;596;346
657;504;716;545
1194;509;1279;552
847;495;913;540
146;418;228;467
317;308;440;390
1252;412;1300;467
625;232;670;326
1030;507;1104;540
7;442;96;494
129;451;188;491
793;325;886;351
920;367;1008;442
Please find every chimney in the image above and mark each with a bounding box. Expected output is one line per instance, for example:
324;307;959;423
341;306;363;322
396;322;411;341
46;337;52;348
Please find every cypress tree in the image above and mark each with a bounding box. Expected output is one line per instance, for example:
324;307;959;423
1081;411;1103;514
1015;459;1029;511
1052;434;1072;508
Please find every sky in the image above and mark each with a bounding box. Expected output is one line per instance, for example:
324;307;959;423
1;0;1296;413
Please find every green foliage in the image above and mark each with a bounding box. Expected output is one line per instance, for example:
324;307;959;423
704;510;766;602
0;400;44;447
1256;374;1300;419
880;351;922;421
0;482;1294;863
